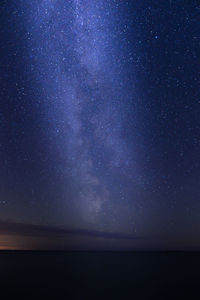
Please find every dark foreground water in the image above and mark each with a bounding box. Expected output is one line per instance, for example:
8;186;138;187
0;251;200;299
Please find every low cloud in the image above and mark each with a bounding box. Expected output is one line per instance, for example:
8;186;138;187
0;220;140;241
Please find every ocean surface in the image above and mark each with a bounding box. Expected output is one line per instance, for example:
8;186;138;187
0;251;199;299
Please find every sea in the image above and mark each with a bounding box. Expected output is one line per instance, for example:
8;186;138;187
0;251;199;299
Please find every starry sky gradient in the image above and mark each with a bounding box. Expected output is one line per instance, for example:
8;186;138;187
1;0;200;250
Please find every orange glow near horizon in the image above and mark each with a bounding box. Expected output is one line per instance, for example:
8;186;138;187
0;235;27;250
0;246;19;250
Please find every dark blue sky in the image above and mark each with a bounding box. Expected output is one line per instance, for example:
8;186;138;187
0;0;200;250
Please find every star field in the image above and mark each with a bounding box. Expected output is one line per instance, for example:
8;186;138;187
1;0;200;250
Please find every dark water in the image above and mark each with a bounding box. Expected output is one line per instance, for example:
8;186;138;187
0;251;200;299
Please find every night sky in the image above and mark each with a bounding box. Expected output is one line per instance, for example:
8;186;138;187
1;0;200;250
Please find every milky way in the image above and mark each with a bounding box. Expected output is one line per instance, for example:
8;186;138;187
23;0;143;231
